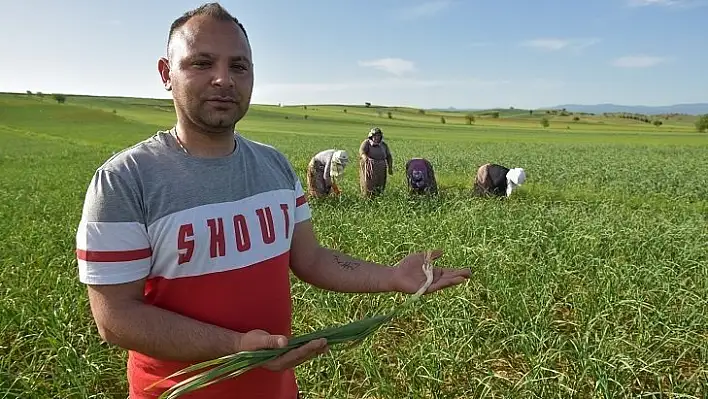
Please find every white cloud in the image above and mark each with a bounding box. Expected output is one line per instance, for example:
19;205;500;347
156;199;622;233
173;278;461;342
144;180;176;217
522;38;570;51
628;0;681;6
611;55;670;68
358;58;416;76
397;1;453;20
520;38;601;53
626;0;706;7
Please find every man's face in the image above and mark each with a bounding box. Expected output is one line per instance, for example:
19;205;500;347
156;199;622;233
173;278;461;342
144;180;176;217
158;15;253;134
372;134;382;143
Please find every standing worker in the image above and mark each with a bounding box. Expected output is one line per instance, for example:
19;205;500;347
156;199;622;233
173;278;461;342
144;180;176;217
359;127;393;197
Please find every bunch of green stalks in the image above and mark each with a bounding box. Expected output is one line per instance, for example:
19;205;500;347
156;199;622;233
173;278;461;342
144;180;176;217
146;251;436;399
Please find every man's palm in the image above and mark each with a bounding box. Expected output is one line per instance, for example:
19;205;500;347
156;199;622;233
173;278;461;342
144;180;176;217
391;250;471;294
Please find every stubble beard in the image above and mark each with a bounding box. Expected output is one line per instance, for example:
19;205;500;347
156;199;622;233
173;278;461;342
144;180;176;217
176;100;238;136
199;107;238;132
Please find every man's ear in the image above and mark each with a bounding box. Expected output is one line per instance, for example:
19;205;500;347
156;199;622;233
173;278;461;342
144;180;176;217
157;57;172;91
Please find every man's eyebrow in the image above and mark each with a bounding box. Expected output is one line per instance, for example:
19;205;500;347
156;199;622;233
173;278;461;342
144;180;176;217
190;52;251;62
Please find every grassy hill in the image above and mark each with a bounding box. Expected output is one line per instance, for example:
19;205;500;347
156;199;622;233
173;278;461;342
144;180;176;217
1;91;707;399
5;91;702;132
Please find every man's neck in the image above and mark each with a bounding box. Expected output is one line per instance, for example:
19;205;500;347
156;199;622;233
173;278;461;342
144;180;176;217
173;122;237;158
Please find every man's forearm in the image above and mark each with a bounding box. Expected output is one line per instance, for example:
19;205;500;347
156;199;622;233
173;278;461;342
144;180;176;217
94;299;242;362
291;246;396;293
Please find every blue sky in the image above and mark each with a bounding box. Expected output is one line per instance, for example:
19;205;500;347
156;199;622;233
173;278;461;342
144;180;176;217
2;0;707;109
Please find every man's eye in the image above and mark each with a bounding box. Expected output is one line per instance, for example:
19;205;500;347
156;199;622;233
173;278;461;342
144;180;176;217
193;61;211;67
232;64;248;71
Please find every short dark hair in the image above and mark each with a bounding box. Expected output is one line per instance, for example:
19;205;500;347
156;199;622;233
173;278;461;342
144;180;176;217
167;2;248;51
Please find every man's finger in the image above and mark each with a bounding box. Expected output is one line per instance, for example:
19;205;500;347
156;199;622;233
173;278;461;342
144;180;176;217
263;334;288;349
279;341;328;369
265;338;328;370
425;269;471;293
427;249;444;260
440;267;472;278
426;275;468;293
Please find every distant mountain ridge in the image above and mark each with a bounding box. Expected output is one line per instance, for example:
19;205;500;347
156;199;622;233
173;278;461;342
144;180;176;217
430;103;708;115
546;103;708;115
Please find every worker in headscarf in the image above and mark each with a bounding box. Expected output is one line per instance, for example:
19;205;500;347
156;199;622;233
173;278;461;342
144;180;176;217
306;149;349;198
473;163;526;197
359;127;393;197
405;158;438;195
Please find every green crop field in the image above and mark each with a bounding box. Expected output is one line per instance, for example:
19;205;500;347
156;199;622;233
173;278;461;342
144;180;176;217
1;92;707;398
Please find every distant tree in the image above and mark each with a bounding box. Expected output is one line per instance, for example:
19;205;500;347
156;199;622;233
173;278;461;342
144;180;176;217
540;117;550;128
529;110;534;116
440;116;446;124
387;111;393;119
303;105;307;110
365;102;371;108
573;116;580;121
653;120;663;127
491;111;500;118
696;114;708;133
26;90;32;95
53;93;66;104
304;114;308;120
418;109;425;115
464;114;475;125
343;109;347;113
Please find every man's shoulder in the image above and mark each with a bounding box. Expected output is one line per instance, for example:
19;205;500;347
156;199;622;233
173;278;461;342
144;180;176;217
96;130;170;176
238;134;294;171
239;135;285;157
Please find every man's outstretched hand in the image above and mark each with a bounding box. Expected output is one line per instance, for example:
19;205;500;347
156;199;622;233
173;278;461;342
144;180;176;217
388;250;471;294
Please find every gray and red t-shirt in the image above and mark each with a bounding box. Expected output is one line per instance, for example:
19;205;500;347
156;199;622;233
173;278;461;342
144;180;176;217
75;128;310;398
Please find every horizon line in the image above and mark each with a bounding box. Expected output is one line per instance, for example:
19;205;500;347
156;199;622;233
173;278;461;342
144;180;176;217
2;90;707;112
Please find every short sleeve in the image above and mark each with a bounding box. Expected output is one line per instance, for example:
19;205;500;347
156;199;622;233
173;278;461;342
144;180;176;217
294;178;312;224
75;169;153;285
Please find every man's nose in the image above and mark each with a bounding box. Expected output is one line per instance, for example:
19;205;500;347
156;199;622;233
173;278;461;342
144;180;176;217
212;64;234;87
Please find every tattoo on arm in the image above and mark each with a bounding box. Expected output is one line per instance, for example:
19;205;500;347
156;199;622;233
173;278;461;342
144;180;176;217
333;254;360;271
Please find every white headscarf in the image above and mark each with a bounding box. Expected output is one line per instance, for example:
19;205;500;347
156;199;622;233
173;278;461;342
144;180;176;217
505;168;526;197
330;150;349;178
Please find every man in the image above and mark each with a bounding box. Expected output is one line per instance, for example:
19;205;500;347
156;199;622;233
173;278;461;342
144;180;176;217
473;163;527;197
306;148;349;198
74;3;471;399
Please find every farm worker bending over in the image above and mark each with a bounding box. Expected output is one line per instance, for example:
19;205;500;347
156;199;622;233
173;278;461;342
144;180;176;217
473;163;527;197
306;149;349;198
359;127;393;197
405;158;438;195
73;3;471;399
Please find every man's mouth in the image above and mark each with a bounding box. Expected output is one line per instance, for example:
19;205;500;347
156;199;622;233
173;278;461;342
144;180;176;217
206;96;237;103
